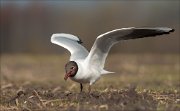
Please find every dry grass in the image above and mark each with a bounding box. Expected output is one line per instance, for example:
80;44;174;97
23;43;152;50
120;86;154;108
1;54;180;111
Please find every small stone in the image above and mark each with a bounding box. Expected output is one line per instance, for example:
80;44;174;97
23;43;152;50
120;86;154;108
99;104;108;110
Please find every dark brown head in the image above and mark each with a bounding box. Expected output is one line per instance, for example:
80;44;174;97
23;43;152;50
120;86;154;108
64;61;78;81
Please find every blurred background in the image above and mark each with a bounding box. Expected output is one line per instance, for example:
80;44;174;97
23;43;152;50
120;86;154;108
1;1;179;54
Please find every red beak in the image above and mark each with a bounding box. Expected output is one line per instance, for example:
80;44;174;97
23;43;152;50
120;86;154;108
64;71;71;81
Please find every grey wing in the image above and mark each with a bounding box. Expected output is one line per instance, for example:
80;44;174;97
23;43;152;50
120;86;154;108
85;27;174;69
51;33;89;61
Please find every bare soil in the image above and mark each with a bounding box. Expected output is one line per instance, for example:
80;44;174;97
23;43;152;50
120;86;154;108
1;54;180;111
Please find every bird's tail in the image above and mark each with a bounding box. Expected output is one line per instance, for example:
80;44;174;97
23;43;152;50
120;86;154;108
101;70;115;75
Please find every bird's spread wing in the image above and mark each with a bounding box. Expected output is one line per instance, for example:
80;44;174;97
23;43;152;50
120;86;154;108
51;33;89;61
85;27;174;69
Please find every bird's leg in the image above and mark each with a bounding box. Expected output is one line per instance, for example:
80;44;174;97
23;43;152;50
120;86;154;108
88;85;91;94
80;83;83;92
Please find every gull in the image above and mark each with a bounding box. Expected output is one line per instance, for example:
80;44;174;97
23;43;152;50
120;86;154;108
51;27;174;93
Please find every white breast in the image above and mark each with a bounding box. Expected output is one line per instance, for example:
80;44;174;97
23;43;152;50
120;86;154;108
70;60;101;84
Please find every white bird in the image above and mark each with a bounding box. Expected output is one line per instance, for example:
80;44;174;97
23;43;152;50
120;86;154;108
51;27;174;93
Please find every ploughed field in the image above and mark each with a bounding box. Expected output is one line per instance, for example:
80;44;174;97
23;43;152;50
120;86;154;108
1;54;179;111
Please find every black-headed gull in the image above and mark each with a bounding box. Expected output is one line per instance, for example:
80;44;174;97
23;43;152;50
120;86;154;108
51;27;174;93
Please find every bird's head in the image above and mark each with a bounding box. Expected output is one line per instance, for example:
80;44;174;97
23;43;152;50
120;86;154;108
64;61;78;81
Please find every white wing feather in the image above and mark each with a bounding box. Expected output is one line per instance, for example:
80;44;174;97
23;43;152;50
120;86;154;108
51;33;89;61
85;27;174;70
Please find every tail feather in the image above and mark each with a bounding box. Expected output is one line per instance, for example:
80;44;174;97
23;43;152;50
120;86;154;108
101;70;115;75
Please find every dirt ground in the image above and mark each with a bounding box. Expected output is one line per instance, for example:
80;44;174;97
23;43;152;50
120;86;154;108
0;54;180;111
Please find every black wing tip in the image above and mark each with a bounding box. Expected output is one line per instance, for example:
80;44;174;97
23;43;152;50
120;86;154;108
77;38;83;44
170;28;175;32
77;40;83;44
162;28;175;34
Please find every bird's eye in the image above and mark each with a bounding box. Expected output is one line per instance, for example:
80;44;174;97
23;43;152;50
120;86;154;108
71;66;75;69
